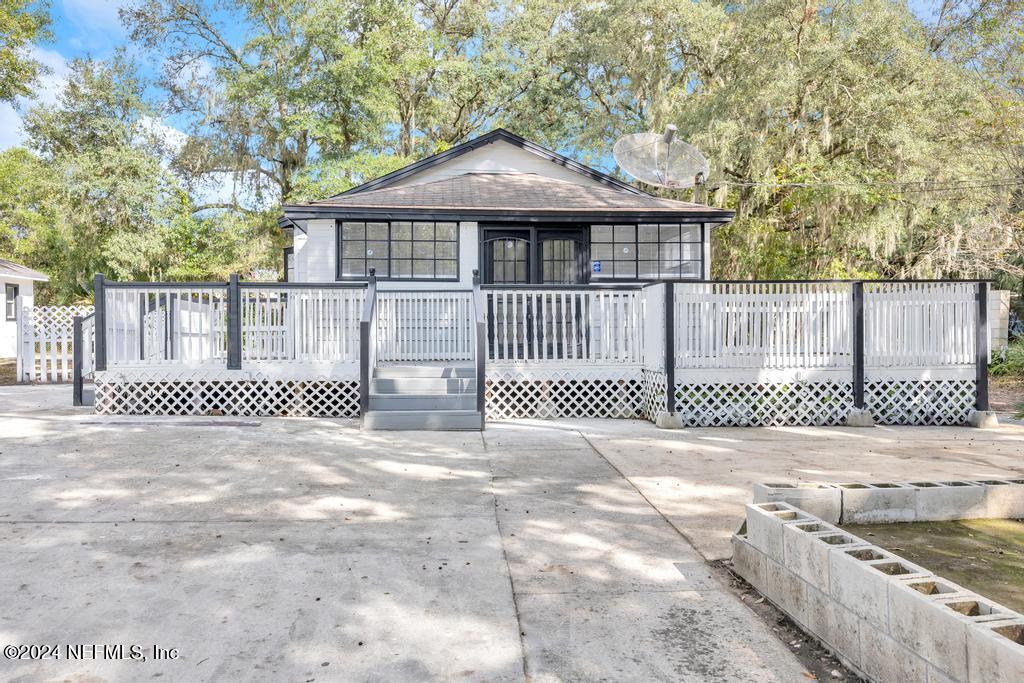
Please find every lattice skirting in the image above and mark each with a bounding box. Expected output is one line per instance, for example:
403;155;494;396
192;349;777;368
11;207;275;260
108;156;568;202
672;381;854;427
94;374;359;418
668;379;975;427
641;369;668;422
866;379;976;426
485;368;645;420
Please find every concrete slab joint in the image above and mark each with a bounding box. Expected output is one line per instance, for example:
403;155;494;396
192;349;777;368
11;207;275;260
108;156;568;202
735;481;1024;683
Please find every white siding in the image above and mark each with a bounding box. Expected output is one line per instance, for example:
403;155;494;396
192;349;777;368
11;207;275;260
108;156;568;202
385;140;613;191
1;277;34;358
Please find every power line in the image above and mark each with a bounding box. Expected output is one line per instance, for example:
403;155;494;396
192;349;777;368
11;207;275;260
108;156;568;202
709;178;1024;192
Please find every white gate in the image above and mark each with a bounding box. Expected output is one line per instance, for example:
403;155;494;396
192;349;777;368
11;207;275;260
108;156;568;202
18;304;94;382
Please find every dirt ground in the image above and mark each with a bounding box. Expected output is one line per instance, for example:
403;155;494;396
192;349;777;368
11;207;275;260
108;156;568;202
0;357;15;385
991;376;1024;418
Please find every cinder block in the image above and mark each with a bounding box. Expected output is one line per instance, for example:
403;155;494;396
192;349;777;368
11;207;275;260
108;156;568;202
972;480;1024;518
830;546;931;629
782;520;860;593
731;533;767;593
766;557;809;625
889;578;976;682
744;502;811;563
859;621;929;683
910;481;987;521
805;585;861;664
840;482;918;523
967;619;1024;683
752;482;842;523
936;594;1020;625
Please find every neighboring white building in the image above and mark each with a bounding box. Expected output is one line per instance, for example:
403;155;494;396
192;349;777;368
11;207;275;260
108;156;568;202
0;258;48;358
279;129;734;288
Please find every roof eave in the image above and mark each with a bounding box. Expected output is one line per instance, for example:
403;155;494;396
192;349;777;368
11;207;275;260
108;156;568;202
280;204;735;224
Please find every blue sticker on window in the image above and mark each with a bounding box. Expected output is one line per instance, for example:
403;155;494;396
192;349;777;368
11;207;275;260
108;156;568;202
592;261;602;273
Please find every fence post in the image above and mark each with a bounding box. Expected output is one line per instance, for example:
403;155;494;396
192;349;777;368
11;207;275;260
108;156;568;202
472;269;486;428
664;281;676;415
359;268;378;419
975;281;990;412
852;281;865;410
227;274;241;369
15;295;25;381
73;315;83;406
93;274;106;372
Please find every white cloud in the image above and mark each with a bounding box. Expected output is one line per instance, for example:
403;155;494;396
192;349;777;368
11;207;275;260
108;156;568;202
0;48;71;150
61;0;129;34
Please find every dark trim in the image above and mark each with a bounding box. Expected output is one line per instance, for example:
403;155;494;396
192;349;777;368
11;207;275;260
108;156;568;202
283;247;294;283
73;315;84;406
105;281;228;289
852;281;865;410
93;274;106;372
976;281;990;412
481;283;645;291
335;219;460;283
335;129;648;198
226;274;241;370
241;281;365;290
4;283;18;321
472;269;486;428
359;269;378;422
282;205;734;224
664;282;675;415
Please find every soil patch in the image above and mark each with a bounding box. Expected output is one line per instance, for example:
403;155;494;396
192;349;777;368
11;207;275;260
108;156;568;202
843;518;1024;613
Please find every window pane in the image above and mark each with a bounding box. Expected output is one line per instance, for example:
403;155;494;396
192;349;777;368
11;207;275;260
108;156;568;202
341;258;365;276
436;242;456;259
366;222;388;240
639;261;659;278
365;240;388;259
437;260;457;278
659;224;681;241
515;261;527;282
679;261;701;277
413;242;434;259
638;243;658;260
413;259;434;277
591;244;613;261
591;225;613;241
614;224;636;242
660;243;681;262
342;222;365;239
391;260;412;278
681;224;701;242
368;258;389;275
615;260;636;278
414;222;434;240
392;241;412;258
392;221;412;240
616;243;633;259
681;243;701;261
436;222;456;241
342;241;363;257
639;224;659;242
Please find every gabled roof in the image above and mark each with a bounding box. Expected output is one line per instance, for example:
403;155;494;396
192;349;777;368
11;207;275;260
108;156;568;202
307;172;720;214
0;258;48;282
336;128;646;198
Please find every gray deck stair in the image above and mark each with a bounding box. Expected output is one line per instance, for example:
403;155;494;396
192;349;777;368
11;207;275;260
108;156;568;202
363;365;482;431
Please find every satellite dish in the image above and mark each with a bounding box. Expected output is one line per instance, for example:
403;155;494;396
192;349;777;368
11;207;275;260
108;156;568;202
613;125;710;189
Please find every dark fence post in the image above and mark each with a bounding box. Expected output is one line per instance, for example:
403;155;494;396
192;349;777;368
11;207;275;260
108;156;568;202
359;268;378;420
93;273;106;372
473;269;486;428
852;281;865;410
976;281;990;412
227;274;241;369
73;315;83;406
664;281;675;415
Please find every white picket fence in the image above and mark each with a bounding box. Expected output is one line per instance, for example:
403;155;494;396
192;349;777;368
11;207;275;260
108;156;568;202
18;304;94;383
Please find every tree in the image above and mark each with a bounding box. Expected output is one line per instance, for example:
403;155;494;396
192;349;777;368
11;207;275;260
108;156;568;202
0;0;50;103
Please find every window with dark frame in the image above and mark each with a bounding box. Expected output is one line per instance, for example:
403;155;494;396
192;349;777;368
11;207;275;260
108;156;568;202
5;283;18;321
339;220;458;280
590;223;702;279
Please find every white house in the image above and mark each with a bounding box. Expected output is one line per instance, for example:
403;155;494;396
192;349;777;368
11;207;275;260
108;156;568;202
279;129;734;288
0;258;47;358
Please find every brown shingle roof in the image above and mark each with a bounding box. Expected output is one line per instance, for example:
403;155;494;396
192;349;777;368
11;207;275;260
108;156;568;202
301;172;722;214
0;258;48;281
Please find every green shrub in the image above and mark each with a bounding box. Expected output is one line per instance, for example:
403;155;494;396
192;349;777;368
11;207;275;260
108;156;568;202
991;340;1024;378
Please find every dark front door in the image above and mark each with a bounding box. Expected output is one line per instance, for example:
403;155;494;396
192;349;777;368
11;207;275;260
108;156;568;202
481;226;587;285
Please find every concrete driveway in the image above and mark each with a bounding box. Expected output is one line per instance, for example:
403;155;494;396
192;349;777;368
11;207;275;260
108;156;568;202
3;386;1022;681
0;385;804;682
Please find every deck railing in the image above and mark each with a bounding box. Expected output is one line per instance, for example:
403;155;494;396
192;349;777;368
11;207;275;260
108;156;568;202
376;290;474;362
482;286;643;364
